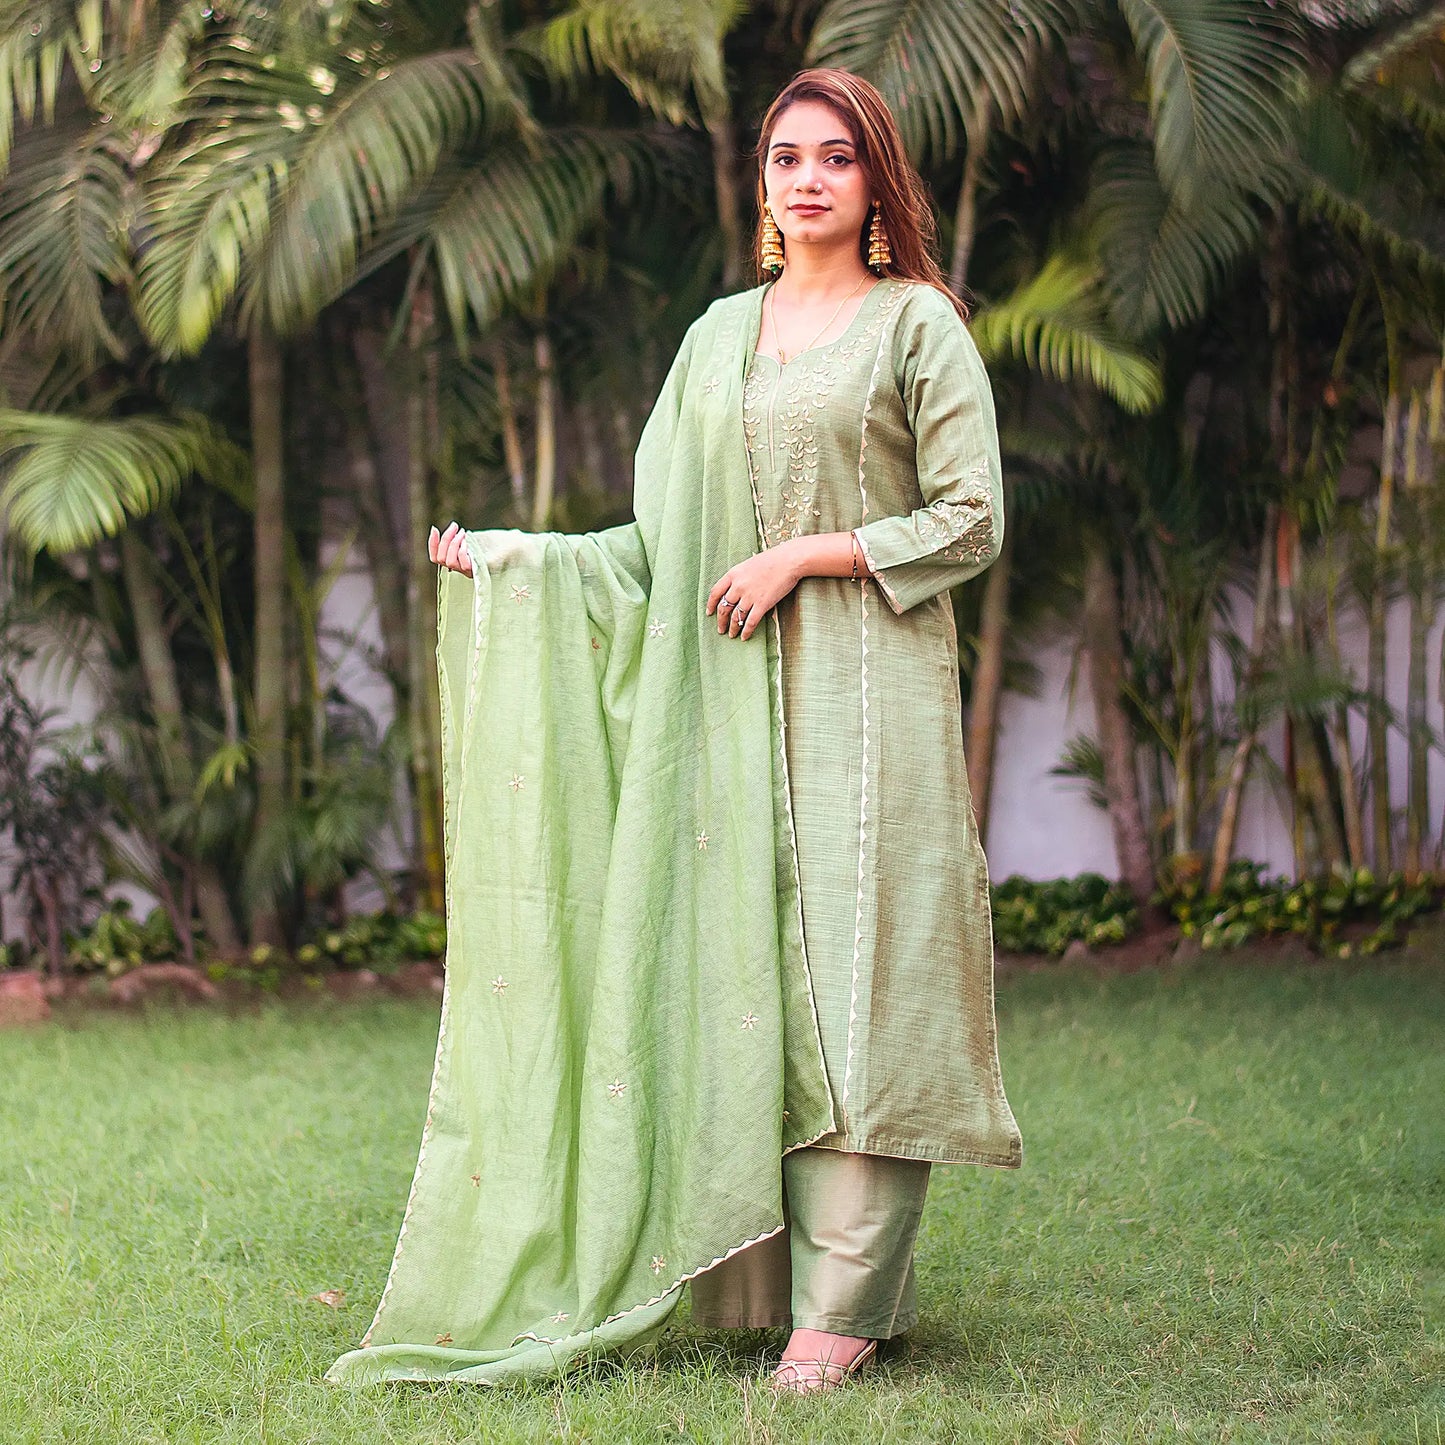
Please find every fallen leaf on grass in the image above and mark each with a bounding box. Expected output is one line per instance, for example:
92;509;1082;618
310;1289;346;1308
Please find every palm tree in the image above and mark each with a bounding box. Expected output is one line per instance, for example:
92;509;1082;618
523;0;752;284
0;0;260;951
130;0;679;920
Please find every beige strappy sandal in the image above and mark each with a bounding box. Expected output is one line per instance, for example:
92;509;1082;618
770;1338;878;1394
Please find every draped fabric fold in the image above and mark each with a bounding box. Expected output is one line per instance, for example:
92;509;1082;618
326;289;836;1386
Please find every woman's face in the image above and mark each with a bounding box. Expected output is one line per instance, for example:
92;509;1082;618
762;100;872;259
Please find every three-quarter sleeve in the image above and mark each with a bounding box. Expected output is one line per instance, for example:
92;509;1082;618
853;289;1004;615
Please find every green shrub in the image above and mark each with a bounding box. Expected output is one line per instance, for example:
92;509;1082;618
1167;861;1437;956
60;904;450;982
67;901;181;976
303;910;447;973
991;873;1140;955
59;868;1440;981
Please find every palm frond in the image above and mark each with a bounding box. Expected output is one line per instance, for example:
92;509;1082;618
1049;733;1108;811
245;48;497;333
1340;71;1445;151
0;408;245;552
519;0;745;126
0;121;131;359
806;0;1073;160
1340;1;1445;89
1118;0;1305;202
0;345;89;412
136;45;496;352
1234;653;1374;732
423;130;652;337
1087;142;1265;337
90;5;209;128
464;1;543;140
0;1;100;172
972;254;1164;414
1296;89;1445;288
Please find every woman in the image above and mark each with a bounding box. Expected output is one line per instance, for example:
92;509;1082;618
327;68;1020;1394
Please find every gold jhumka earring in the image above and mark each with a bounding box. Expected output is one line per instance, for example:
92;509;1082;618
761;204;785;273
867;203;892;272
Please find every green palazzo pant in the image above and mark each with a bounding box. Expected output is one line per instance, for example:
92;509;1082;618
688;1148;930;1339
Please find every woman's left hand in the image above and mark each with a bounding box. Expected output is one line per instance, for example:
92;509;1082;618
706;543;801;640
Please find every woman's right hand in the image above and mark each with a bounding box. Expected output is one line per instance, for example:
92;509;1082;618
429;523;473;577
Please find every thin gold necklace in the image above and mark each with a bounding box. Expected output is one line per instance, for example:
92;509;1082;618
767;274;870;364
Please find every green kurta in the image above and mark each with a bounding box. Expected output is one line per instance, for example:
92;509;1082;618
742;277;1021;1166
326;278;1017;1389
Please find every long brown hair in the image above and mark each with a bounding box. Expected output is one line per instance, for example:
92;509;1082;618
752;68;968;320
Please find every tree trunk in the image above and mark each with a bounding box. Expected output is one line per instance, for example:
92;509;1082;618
353;323;428;908
1323;536;1367;871
346;425;411;699
707;108;746;288
1295;714;1347;872
530;325;557;532
35;874;64;976
965;528;1010;843
1210;735;1255;894
948;95;991;295
1173;696;1196;869
1276;510;1346;872
1403;391;1430;882
1303;288;1370;876
352;327;410;545
1369;390;1398;872
576;396;608;494
1266;219;1313;876
249;327;288;946
489;338;528;510
1082;539;1158;914
118;528;242;956
612;400;636;492
120;528;188;773
406;285;446;914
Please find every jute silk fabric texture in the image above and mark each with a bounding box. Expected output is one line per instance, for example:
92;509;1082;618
326;280;1020;1387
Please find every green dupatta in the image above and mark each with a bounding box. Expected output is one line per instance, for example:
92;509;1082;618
326;288;834;1386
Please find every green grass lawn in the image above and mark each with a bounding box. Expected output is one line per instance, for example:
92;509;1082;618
1;949;1441;1444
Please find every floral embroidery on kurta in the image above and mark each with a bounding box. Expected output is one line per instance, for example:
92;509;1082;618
743;283;904;549
913;469;995;563
510;584;531;604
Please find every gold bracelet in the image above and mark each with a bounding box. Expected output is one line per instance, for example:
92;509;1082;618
849;531;861;582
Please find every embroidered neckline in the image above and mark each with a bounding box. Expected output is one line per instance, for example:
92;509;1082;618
752;278;892;369
742;281;907;549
